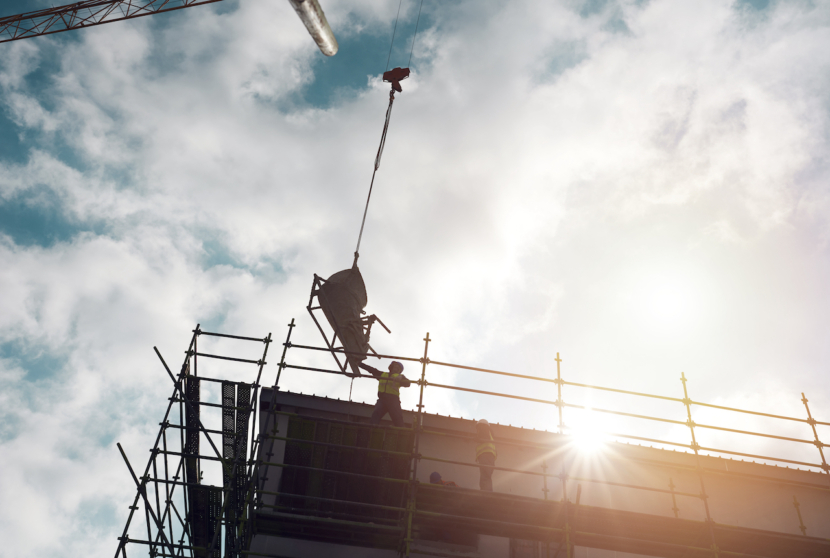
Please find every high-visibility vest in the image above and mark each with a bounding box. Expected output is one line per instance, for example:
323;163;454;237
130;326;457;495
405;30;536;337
476;431;497;460
378;372;401;397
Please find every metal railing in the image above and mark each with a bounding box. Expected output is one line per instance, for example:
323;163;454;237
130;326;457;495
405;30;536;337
115;323;830;558
273;328;830;558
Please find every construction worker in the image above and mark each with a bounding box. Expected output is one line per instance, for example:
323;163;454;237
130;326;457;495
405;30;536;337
359;360;411;427
429;472;458;487
475;419;497;491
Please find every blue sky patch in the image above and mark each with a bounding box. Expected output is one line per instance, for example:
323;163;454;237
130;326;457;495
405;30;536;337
298;9;432;109
737;0;772;10
543;40;589;82
0;339;66;383
0;110;28;164
0;185;104;247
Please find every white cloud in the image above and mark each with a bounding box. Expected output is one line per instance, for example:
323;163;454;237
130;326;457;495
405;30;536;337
1;0;830;554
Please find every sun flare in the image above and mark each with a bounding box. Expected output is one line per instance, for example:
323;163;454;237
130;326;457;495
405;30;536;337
569;408;606;452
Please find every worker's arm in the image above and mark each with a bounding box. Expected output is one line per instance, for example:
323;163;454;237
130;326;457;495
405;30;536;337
358;362;383;379
397;375;412;388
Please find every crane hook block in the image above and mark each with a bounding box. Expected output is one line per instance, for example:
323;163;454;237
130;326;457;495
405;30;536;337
383;67;410;93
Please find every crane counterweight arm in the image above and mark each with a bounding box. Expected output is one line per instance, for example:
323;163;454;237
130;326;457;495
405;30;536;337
0;0;338;56
0;0;224;44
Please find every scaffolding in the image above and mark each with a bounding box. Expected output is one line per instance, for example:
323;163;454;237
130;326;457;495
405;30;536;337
116;323;830;558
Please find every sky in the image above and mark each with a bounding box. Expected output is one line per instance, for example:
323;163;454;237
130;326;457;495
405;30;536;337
1;0;829;555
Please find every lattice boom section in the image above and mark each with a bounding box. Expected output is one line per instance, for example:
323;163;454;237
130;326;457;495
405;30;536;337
0;0;224;43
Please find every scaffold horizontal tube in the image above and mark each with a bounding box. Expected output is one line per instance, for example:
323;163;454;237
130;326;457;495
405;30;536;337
157;449;228;463
196;329;270;343
170;397;252;412
696;446;822;469
426;358;559;384
261;504;401;526
425;382;559;405
565;474;701;499
693;421;820;445
256;510;402;531
286;343;422;364
117;538;205;552
601;431;694;449
259;491;408;513
562;402;689;426
562;379;685;403
414;509;564;536
191;351;263;365
260;460;411;484
689;399;813;424
163;422;225;436
180;374;254;386
267;409;416;433
283;363;350;376
267;434;412;457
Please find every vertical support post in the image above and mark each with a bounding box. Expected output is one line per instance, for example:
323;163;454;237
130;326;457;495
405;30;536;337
800;393;830;484
161;425;174;543
792;495;807;535
558;467;571;558
114;329;200;558
669;478;679;518
680;373;719;558
245;320;294;526
247;332;272;476
541;460;550;558
555;353;564;435
403;332;430;558
150;448;164;548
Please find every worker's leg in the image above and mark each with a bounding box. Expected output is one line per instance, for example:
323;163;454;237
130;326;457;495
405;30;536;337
478;452;495;491
387;397;405;427
370;397;388;425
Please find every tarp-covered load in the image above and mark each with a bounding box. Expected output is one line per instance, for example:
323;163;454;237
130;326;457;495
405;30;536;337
318;266;369;376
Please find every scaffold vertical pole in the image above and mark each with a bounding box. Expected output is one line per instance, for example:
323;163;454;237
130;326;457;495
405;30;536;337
242;319;294;539
556;353;564;434
556;467;572;558
542;459;550;558
114;329;199;558
793;495;807;535
404;332;430;557
669;478;679;518
680;373;719;558
800;392;830;485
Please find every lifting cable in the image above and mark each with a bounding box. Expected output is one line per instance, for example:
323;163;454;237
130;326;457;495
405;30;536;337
352;0;425;269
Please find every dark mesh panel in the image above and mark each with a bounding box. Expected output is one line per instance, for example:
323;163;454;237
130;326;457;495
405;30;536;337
234;384;252;522
221;382;235;557
207;485;222;558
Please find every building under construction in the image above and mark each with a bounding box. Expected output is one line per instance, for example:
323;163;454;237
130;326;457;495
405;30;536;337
114;322;830;558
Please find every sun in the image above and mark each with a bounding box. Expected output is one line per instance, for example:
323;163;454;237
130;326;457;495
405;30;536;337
568;408;606;452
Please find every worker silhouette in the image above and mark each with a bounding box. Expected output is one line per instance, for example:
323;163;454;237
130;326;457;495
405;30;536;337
359;360;411;427
475;419;497;491
429;472;458;487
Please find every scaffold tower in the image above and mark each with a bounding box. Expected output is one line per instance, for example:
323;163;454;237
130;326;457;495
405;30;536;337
115;322;830;558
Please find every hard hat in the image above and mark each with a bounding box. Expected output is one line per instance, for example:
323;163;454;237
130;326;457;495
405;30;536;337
389;361;404;373
429;472;442;484
478;419;489;426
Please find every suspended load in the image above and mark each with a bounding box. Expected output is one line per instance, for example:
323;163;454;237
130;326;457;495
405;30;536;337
318;266;369;374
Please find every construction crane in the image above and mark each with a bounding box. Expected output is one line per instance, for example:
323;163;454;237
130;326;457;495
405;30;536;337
0;0;338;55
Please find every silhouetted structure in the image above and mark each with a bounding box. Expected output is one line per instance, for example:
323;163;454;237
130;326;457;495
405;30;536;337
115;323;830;558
